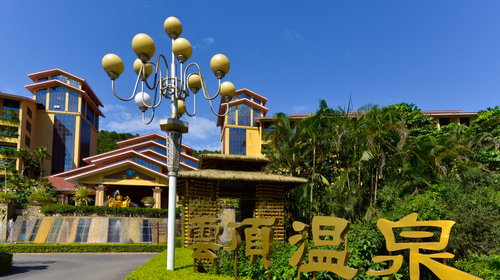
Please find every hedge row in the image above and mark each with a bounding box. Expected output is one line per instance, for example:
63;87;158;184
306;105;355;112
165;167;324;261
0;251;12;275
126;248;251;280
40;204;174;217
0;244;170;254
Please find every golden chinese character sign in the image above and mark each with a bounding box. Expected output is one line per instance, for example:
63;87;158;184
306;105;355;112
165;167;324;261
366;213;481;280
187;213;482;279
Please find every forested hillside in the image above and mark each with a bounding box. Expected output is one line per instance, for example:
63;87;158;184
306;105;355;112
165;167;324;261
264;101;500;279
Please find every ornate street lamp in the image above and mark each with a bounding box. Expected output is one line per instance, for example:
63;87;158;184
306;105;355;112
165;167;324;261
102;16;235;270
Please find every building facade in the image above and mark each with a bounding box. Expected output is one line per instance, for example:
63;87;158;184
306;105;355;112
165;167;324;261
49;132;199;208
217;88;269;157
218;89;478;158
1;68;104;182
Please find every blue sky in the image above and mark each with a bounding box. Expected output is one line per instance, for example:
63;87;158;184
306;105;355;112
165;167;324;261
1;1;500;151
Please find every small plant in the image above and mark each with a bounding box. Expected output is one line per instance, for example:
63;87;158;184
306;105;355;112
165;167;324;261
70;185;94;206
141;197;155;207
0;191;17;204
218;197;240;208
27;186;56;205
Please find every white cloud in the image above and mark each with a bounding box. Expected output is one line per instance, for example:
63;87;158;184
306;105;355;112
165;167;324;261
202;37;214;46
101;104;222;151
282;29;303;42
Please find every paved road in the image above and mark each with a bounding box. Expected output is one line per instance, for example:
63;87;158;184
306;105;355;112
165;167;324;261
2;253;158;280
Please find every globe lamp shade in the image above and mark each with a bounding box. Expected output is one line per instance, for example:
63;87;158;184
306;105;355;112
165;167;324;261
187;73;202;93
164;17;182;39
220;81;235;102
178;100;186;116
210;54;230;79
134;91;153;111
172;38;192;63
133;59;153;79
132;33;156;62
102;54;124;80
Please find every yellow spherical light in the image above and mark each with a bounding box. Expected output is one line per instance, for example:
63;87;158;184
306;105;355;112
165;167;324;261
102;54;124;79
172;38;192;63
133;59;153;79
177;100;186;116
210;54;230;79
132;33;156;62
187;73;202;93
164;17;182;39
220;81;235;102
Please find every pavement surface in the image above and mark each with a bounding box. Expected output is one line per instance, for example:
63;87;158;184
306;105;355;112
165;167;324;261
2;253;158;280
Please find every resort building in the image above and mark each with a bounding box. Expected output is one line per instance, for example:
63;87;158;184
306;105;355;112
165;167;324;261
218;89;478;158
0;68;104;182
0;92;41;178
217;88;269;157
48;132;199;208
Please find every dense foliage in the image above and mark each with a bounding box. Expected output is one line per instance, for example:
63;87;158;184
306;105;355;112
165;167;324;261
263;101;500;279
0;251;12;275
97;130;138;154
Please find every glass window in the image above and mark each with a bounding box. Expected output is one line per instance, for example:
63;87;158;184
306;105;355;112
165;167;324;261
29;219;43;242
156;138;166;145
108;219;121;243
227;106;236;125
253;108;261;127
86;104;94;124
27;107;32;118
74;218;91;243
69;79;80;88
19;221;27;241
238;93;251;101
140;220;152;243
80;119;91;166
439;117;450;127
37;78;48;82
68;90;79;112
51;75;68;83
47;218;64;243
25;135;30;148
238;104;251;126
229;127;246;155
50;87;66;111
183;158;199;168
460;117;470;126
153;146;166;155
36;89;47;107
52;114;76;173
134;157;160;171
253;98;262;105
3;99;20;111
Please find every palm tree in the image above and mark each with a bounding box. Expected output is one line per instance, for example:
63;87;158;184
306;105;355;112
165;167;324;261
15;148;31;178
33;147;52;178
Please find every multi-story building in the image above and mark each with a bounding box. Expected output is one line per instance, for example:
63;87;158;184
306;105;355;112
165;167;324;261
24;68;104;175
217;88;269;157
0;68;104;181
0;92;41;180
218;89;478;158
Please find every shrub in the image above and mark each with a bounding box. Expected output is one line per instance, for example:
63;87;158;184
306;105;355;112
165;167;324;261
0;244;171;254
0;251;12;275
40;204;170;217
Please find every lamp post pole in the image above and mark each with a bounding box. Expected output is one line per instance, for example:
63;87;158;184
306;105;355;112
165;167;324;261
102;16;235;270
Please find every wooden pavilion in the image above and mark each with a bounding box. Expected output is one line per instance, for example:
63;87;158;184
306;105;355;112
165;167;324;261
177;154;308;244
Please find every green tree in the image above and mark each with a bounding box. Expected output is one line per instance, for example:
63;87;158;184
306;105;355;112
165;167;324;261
97;130;138;154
